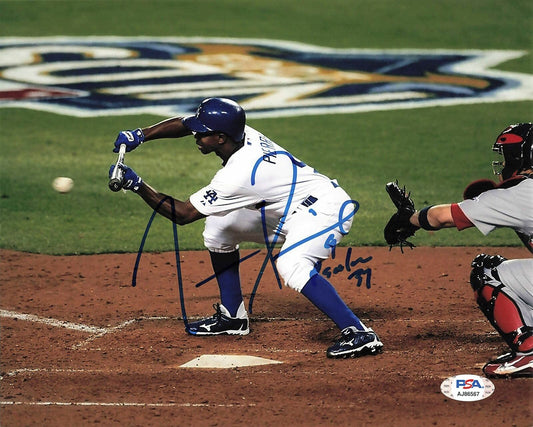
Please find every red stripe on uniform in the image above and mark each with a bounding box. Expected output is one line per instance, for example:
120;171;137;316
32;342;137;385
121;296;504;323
451;203;473;230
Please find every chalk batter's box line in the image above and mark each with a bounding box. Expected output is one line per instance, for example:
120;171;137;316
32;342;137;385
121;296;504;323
0;308;341;349
0;308;486;334
0;308;332;332
0;308;488;350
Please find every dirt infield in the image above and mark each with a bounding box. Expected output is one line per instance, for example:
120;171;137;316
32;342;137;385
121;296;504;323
1;246;532;426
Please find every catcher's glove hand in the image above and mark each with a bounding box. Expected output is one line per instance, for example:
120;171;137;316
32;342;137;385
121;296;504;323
384;180;419;251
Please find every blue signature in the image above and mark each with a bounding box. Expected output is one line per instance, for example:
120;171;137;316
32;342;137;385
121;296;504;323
247;150;361;311
131;146;370;319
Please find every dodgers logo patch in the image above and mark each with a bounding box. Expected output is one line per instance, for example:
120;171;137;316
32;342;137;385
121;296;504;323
0;37;531;118
202;190;218;205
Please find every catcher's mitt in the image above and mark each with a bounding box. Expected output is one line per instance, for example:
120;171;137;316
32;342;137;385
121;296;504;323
384;180;419;251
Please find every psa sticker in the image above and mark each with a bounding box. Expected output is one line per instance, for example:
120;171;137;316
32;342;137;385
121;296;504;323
440;374;495;402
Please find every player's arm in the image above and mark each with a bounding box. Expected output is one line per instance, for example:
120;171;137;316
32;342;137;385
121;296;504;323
108;163;205;225
113;117;192;153
410;203;472;230
383;181;475;248
141;117;192;141
409;204;454;229
136;182;205;225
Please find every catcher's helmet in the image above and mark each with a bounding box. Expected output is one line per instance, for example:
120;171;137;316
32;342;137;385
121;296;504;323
492;122;533;180
183;98;246;142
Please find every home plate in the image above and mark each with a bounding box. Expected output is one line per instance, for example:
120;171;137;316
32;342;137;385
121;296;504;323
180;354;283;369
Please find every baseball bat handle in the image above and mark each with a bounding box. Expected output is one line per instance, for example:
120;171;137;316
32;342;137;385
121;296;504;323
108;177;123;192
108;144;126;192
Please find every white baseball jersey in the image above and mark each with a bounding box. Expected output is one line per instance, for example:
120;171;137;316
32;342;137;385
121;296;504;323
456;177;533;308
189;125;355;291
190;125;340;218
457;178;533;243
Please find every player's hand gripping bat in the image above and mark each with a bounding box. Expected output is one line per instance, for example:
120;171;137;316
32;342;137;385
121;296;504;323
108;143;126;191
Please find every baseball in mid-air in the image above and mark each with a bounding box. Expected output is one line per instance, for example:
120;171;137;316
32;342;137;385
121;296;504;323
52;176;74;193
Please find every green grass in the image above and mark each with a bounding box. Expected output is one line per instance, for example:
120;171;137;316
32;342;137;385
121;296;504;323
2;0;531;51
0;0;531;254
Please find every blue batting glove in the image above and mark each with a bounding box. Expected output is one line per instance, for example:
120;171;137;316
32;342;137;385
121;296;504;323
122;165;143;192
113;128;145;153
108;164;143;192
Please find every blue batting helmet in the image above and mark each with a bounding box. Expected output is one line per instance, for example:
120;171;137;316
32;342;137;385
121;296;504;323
183;98;246;142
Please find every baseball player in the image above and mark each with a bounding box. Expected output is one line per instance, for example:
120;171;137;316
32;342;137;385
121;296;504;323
109;97;383;359
385;122;533;378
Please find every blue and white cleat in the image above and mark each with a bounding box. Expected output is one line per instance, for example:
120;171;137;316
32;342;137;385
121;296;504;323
186;302;249;336
327;326;383;358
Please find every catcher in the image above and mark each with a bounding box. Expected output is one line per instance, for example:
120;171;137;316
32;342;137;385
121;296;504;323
384;122;533;378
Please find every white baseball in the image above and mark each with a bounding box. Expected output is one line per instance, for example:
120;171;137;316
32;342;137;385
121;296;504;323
52;176;74;193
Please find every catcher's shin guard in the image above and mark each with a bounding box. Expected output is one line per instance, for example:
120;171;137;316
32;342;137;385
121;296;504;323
470;254;533;353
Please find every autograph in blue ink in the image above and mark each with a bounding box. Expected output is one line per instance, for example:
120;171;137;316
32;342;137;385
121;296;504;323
247;149;370;311
131;147;373;321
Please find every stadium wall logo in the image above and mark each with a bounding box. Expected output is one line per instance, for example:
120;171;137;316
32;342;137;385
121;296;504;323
0;37;531;118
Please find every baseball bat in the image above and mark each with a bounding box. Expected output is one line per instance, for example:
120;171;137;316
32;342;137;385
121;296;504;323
108;143;126;192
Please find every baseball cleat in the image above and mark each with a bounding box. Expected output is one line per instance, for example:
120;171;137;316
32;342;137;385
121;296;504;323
186;302;249;336
482;351;533;378
326;326;383;359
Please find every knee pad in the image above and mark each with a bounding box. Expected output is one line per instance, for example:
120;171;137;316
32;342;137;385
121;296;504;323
469;253;507;291
470;254;533;353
